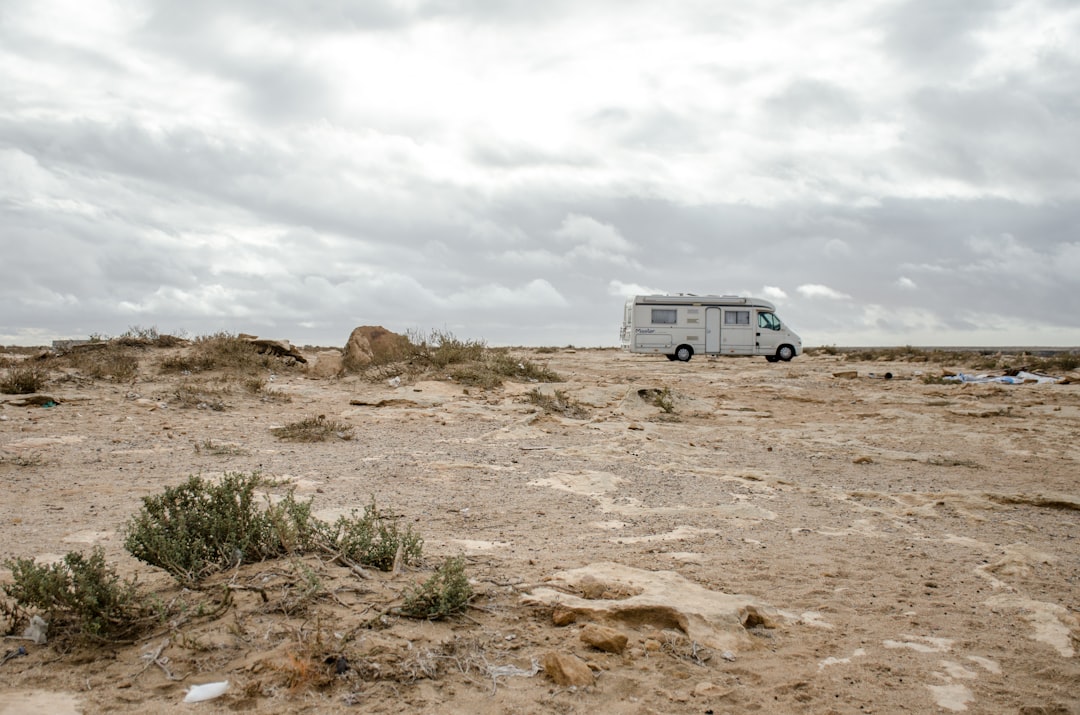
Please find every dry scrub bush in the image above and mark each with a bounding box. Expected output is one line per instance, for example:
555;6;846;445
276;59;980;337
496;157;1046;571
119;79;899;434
405;329;487;368
115;325;186;348
0;450;46;467
56;343;140;382
271;415;354;442
524;388;589;419
158;332;296;376
193;439;249;456
1008;352;1079;373
47;327;184;382
0;363;50;394
828;346;1070;372
358;329;562;388
171;381;229;410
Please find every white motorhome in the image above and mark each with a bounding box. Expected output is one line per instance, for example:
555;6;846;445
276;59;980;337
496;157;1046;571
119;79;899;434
620;294;802;362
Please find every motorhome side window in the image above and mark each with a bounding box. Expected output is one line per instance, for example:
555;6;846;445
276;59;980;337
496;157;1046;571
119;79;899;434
652;309;677;324
724;310;750;325
758;312;780;330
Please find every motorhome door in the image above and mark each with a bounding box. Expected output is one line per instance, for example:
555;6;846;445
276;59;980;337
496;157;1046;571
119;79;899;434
722;308;755;354
706;308;721;353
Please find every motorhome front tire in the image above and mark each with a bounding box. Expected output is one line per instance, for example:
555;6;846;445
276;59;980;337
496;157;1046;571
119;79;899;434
777;345;796;361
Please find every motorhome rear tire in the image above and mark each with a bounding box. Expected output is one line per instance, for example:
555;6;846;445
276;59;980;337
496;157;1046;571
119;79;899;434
675;345;693;362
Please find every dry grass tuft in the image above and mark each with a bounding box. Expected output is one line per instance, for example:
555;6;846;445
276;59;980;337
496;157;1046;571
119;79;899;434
271;415;354;442
524;388;589;419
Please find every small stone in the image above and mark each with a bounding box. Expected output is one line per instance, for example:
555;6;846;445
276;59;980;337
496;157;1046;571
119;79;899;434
580;623;628;654
541;652;594;687
552;606;577;626
643;639;662;653
578;575;606;599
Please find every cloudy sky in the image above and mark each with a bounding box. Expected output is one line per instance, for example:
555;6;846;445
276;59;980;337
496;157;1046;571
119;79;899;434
2;0;1078;348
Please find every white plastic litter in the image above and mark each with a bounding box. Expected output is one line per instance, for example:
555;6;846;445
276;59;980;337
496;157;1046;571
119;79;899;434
183;681;229;703
388;376;401;387
487;660;540;679
943;371;1061;384
487;659;541;694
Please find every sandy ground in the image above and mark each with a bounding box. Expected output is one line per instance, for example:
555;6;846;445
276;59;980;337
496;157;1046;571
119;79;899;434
0;347;1077;714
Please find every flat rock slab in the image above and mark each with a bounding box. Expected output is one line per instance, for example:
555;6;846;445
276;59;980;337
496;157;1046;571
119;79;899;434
523;562;784;653
0;691;81;715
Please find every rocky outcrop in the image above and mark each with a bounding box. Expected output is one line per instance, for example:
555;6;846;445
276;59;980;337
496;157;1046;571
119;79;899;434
309;350;344;378
243;337;307;363
523;562;784;654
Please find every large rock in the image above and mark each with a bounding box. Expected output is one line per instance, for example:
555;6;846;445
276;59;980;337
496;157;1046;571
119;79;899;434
343;326;410;371
309;350;344;378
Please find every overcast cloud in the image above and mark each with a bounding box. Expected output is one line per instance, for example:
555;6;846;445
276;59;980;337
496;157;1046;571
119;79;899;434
2;0;1079;348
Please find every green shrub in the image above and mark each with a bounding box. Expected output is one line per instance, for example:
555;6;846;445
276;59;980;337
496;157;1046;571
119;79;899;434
3;547;149;641
318;499;423;571
123;472;317;587
638;387;675;413
652;387;675;413
0;363;49;394
400;556;472;620
123;473;424;588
